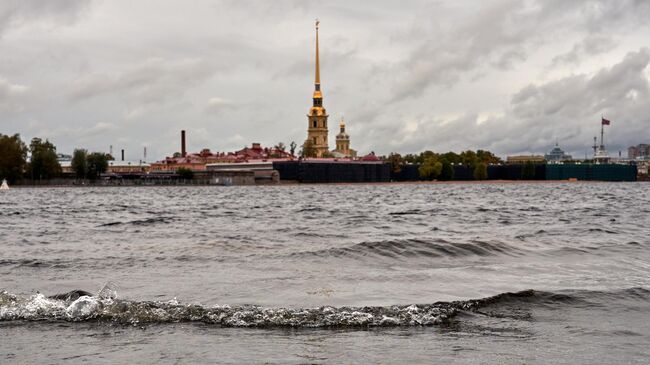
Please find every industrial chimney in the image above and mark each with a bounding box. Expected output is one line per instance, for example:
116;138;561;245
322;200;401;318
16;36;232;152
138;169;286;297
121;149;125;161
181;130;187;157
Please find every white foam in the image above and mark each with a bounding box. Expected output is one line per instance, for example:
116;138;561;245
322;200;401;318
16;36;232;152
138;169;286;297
66;296;101;319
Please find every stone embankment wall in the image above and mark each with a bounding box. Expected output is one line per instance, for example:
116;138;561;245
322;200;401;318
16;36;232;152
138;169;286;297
390;163;637;182
13;170;257;186
273;161;390;183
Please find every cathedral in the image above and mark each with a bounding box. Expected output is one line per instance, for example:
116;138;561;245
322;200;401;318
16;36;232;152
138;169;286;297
304;21;355;158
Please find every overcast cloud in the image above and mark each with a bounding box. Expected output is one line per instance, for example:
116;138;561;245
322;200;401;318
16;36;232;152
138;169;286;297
0;0;649;160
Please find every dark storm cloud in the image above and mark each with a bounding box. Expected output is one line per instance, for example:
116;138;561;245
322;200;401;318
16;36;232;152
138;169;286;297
506;48;650;155
1;0;649;159
513;49;650;121
389;0;650;102
370;48;650;157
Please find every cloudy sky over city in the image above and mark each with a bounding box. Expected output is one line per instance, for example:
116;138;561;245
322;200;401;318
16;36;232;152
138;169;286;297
1;0;649;160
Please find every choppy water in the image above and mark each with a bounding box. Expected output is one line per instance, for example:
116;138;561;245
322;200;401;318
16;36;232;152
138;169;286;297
1;183;649;364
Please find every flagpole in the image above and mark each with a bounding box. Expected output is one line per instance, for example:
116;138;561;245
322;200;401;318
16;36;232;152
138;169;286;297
600;116;604;148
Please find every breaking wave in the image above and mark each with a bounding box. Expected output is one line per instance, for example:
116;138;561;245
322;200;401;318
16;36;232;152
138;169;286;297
3;287;645;328
0;291;458;327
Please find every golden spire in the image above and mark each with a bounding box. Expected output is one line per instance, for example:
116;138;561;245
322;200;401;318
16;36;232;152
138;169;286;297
312;19;323;102
340;117;345;128
315;19;320;86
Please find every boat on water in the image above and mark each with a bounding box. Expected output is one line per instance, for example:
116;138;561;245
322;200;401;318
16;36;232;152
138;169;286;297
0;179;9;190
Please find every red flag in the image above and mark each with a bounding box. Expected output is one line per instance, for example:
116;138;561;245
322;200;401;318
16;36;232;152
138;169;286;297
602;118;611;125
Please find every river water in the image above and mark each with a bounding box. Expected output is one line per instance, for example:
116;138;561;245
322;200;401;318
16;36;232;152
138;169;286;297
1;182;649;364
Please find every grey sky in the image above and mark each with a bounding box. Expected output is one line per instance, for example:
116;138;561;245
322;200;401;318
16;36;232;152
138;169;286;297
1;0;649;160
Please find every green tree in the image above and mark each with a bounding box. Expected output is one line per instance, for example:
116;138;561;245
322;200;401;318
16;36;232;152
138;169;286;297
0;133;28;183
440;152;461;164
476;149;503;164
176;167;194;180
418;150;437;164
301;140;317;158
387;153;404;174
521;161;536;180
473;162;488;180
27;138;61;180
86;152;109;180
403;154;419;164
439;160;455;181
72;149;88;179
460;150;478;167
419;157;443;180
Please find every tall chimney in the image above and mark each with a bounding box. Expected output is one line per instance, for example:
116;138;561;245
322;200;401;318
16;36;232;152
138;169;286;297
181;130;187;157
121;149;125;161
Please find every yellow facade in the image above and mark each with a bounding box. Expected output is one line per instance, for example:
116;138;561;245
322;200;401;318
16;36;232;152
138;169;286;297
333;117;356;157
506;155;545;164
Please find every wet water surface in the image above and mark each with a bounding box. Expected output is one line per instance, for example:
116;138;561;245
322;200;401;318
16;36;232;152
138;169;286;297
1;183;649;363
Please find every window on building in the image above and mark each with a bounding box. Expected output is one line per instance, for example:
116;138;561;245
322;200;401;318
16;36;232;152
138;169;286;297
313;120;317;128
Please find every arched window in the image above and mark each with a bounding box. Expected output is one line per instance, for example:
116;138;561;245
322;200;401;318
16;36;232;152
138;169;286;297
313;120;317;128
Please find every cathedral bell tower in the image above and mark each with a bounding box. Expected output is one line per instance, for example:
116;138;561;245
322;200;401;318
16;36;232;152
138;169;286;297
304;20;329;157
335;117;350;154
332;117;356;157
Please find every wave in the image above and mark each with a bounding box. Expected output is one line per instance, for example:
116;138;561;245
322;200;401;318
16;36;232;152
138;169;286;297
0;291;457;327
549;241;649;256
98;217;175;227
0;255;231;270
388;209;424;216
4;287;645;328
288;238;524;260
0;259;53;268
588;228;619;234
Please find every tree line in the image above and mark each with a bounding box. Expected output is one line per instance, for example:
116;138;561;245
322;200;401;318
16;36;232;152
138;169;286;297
71;149;110;180
0;133;111;183
384;150;504;181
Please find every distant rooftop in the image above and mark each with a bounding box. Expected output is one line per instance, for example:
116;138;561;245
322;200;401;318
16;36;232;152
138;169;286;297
545;143;572;161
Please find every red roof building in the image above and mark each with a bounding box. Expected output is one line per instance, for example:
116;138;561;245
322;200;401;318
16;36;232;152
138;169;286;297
150;143;294;172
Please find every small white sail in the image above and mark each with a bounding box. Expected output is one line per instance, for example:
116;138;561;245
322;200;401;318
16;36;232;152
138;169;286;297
0;179;9;190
